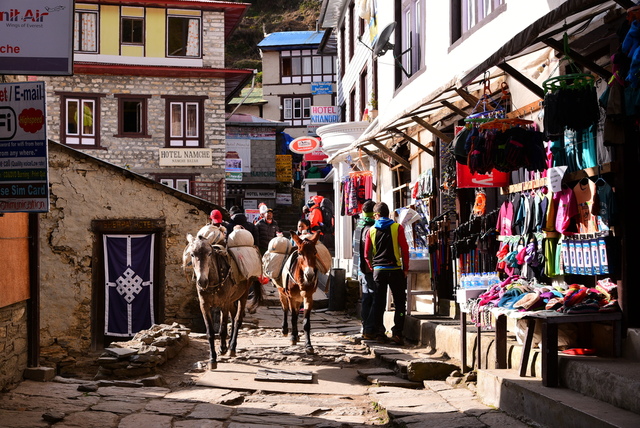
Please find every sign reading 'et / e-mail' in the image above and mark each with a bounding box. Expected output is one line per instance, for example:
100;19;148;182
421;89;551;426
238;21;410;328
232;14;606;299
0;81;49;213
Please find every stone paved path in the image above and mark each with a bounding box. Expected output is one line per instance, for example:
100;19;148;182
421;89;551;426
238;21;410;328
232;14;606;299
0;305;535;427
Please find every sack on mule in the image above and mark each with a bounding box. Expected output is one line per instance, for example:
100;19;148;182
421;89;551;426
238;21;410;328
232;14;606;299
262;251;288;283
268;236;293;254
315;240;332;274
197;224;226;245
228;228;254;247
228;246;262;280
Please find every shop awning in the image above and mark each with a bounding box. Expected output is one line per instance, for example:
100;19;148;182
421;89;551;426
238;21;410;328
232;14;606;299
330;0;629;165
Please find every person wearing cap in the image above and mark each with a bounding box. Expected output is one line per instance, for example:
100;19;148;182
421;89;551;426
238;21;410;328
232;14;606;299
352;200;377;340
255;206;280;254
227;205;258;245
209;209;224;227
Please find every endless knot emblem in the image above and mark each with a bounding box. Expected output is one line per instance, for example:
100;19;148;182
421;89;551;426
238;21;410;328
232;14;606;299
116;267;144;303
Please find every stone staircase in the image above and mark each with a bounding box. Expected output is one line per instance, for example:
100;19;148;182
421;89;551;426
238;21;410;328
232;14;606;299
397;312;640;428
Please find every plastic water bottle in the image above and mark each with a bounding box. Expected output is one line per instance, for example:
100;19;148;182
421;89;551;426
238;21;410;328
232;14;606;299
460;273;468;288
482;273;489;288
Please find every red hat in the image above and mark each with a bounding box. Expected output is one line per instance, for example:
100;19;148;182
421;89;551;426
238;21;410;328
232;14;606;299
209;210;223;224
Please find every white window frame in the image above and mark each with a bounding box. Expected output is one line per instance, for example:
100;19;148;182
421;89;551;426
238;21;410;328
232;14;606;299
168;100;202;147
65;97;97;146
160;178;190;193
74;10;98;53
281;96;312;127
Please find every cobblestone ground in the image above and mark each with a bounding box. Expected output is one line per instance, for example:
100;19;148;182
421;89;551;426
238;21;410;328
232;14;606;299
0;304;536;427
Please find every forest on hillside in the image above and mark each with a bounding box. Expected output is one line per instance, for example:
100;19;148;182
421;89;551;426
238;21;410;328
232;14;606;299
226;0;322;72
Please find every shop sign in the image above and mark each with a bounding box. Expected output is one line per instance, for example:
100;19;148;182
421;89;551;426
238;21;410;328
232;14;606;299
289;136;320;154
0;81;49;213
276;192;292;205
311;82;333;95
245;189;276;198
311;106;340;124
276;154;292;182
304;149;328;162
245;208;260;223
456;163;509;188
159;148;212;166
0;0;74;75
225;171;242;181
243;200;257;209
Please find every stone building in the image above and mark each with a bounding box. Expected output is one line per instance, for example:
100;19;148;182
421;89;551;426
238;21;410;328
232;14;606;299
36;0;253;204
38;140;218;376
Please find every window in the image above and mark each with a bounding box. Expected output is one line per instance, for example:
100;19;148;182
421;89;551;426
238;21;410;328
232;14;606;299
74;10;98;53
349;2;355;60
115;94;150;137
281;95;311;127
451;0;505;43
281;50;336;84
60;94;103;147
159;177;191;193
167;15;201;57
399;0;423;79
122;17;144;45
163;96;205;147
360;68;368;118
339;24;346;78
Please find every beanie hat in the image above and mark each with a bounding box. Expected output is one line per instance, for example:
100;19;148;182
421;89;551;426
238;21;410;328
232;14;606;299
209;210;223;224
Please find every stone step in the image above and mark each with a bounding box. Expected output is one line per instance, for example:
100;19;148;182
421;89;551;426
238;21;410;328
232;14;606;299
478;368;640;428
560;357;640;414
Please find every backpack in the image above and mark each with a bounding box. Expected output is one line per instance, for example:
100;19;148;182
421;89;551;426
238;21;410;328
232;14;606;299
319;198;335;234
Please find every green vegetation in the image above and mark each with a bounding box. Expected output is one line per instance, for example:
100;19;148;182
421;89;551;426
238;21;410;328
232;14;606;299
226;0;322;72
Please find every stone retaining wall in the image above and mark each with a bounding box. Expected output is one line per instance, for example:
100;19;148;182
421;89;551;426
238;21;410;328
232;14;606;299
0;302;28;391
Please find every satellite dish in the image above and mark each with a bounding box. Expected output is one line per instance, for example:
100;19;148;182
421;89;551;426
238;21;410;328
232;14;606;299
372;22;396;57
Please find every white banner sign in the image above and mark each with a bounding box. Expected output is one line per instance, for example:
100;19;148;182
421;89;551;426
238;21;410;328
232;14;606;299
158;148;212;166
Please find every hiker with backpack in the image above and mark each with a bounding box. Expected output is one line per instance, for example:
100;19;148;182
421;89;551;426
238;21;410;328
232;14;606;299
307;195;335;249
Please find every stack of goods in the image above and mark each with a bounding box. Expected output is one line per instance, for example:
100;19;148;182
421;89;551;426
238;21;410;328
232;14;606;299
262;236;293;286
227;228;262;282
466;276;619;329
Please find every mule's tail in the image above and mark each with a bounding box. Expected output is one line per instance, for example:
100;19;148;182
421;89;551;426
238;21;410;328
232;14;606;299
246;279;264;313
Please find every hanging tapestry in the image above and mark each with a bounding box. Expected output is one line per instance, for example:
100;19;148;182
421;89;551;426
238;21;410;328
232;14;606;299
104;234;155;336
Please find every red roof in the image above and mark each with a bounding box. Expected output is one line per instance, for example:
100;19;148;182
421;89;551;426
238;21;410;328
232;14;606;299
73;62;254;102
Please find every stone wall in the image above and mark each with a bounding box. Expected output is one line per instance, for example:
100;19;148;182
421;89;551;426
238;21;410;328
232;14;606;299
0;302;28;391
39;73;227;183
38;142;214;371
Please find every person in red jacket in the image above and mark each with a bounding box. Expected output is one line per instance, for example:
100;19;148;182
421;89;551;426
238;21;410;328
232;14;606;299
307;195;325;234
364;202;409;345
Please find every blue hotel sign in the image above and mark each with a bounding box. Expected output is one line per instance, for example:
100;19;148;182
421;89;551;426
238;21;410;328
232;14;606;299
311;82;333;95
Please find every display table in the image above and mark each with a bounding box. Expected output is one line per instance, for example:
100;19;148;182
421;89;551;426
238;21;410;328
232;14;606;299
404;257;435;315
494;311;623;387
460;307;623;386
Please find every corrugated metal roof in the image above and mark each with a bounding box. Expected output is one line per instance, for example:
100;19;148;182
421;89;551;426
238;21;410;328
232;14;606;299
257;31;325;49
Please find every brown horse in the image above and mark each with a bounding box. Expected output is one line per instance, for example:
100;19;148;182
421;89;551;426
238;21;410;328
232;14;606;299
183;231;261;369
276;231;321;354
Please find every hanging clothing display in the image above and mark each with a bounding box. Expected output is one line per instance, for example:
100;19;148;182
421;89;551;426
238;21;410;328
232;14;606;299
341;170;373;216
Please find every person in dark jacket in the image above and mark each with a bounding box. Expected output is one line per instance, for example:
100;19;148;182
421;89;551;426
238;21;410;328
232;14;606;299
226;206;259;246
364;202;409;346
255;207;280;254
352;200;376;340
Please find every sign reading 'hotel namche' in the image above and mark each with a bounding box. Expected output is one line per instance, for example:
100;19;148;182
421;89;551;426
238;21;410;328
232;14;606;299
159;148;212;166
